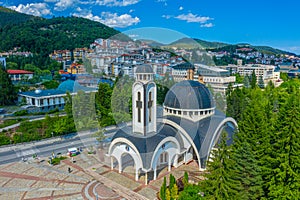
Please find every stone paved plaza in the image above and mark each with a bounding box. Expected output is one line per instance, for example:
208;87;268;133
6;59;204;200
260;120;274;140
0;149;203;200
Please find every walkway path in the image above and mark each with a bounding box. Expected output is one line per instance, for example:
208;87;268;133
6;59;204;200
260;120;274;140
85;167;149;200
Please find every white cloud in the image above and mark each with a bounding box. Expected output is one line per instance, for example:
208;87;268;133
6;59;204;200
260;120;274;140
95;0;140;7
9;3;52;16
163;13;215;28
73;11;140;28
54;0;76;11
76;7;82;12
175;13;212;23
162;15;172;19
201;23;214;28
44;0;58;2
179;6;183;11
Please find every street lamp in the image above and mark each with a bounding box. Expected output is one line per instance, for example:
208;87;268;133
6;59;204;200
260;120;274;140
51;132;54;138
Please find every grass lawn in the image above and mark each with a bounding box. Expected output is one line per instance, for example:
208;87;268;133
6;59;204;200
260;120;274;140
0;118;25;129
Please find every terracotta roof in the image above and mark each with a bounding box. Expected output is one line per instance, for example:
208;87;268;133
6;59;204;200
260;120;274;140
7;70;34;74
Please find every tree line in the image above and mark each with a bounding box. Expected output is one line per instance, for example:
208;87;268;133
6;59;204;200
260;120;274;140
160;78;300;199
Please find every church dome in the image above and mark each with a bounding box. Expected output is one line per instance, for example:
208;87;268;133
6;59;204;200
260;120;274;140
164;80;214;110
135;64;154;74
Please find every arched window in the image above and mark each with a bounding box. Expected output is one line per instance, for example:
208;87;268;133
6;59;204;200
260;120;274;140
148;92;153;122
137;92;142;123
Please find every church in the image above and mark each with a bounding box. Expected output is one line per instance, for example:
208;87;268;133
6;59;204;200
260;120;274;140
107;64;237;185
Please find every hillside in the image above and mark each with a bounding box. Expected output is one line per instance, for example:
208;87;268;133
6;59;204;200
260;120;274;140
0;8;129;56
161;37;294;56
0;6;40;28
166;37;228;49
208;44;295;56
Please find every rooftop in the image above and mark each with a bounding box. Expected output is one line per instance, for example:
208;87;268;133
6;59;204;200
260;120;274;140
7;70;34;74
164;80;214;110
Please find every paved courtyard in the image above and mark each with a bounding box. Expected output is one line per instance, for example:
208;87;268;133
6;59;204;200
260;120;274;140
0;148;203;200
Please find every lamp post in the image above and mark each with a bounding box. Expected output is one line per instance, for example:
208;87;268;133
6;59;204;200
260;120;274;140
51;132;54;138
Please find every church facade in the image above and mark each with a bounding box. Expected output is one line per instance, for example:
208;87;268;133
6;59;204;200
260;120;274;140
107;64;237;185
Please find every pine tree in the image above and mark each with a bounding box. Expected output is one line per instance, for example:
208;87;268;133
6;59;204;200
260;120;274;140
250;70;257;89
231;139;264;199
169;174;176;190
237;89;271;157
160;177;167;200
166;188;171;200
201;132;242;200
266;90;300;199
170;184;178;200
243;75;250;88
0;67;16;105
183;171;189;187
258;75;265;89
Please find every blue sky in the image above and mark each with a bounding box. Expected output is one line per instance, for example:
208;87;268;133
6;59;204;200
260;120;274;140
2;0;300;54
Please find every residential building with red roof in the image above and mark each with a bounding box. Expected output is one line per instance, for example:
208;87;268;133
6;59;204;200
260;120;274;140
7;69;34;81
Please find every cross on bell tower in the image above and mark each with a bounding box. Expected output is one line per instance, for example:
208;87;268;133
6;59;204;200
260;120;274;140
132;65;157;136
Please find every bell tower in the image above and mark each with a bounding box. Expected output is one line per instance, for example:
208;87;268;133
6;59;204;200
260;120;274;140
132;65;157;136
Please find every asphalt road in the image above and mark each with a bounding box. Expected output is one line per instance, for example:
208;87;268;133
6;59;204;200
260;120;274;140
0;129;117;165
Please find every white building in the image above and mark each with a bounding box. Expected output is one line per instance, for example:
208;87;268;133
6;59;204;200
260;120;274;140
237;64;281;86
18;80;97;113
195;64;236;95
108;65;237;185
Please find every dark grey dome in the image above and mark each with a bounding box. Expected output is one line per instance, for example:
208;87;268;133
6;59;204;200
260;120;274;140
164;80;214;110
135;64;154;74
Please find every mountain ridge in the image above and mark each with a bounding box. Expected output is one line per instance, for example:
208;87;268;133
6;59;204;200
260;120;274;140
0;6;296;57
0;6;129;56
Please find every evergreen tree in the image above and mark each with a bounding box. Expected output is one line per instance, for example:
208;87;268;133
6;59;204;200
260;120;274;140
170;184;178;200
178;184;203;200
226;87;249;121
258;75;265;89
250;70;257;89
169;174;176;190
266;90;300;199
0;67;17;106
237;89;271;156
166;188;171;200
183;171;189;187
201;132;242;199
95;82;115;126
160;177;167;200
243;75;250;88
64;92;73;118
231;140;264;199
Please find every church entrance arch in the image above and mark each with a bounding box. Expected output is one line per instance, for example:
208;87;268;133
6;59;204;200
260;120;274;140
151;137;180;180
108;138;144;181
206;118;238;166
120;152;136;174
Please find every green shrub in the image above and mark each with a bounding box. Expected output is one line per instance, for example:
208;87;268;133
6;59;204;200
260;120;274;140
48;156;67;165
14;110;28;116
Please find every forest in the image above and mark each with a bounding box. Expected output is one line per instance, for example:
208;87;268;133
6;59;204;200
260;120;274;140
0;14;128;57
160;78;300;199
